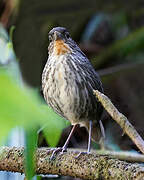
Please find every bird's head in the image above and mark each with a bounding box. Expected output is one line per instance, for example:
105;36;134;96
48;27;74;56
49;27;71;42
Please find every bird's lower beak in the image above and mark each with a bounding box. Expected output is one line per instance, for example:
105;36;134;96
54;31;62;41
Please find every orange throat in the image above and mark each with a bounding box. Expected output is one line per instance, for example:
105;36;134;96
53;39;71;56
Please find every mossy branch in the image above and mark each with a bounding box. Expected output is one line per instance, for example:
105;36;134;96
0;147;144;180
0;91;144;179
94;90;144;154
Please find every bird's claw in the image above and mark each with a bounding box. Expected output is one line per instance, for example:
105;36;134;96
75;151;90;159
49;147;67;160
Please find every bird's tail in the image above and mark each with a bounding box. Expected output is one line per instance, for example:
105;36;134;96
87;120;105;143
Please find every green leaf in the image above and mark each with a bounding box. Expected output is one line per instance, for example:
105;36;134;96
42;118;67;147
0;69;66;146
25;128;38;180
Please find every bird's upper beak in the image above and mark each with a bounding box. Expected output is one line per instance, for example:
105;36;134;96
53;31;63;41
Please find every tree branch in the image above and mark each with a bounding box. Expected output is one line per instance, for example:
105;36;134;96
1;92;144;179
93;90;144;154
0;147;144;179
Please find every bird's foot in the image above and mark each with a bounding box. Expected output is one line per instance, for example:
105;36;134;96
75;151;90;159
49;147;67;160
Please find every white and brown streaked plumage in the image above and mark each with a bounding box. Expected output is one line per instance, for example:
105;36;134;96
42;27;105;156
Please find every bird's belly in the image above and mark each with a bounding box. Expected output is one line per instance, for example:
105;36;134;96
44;69;86;125
50;80;82;124
42;56;97;126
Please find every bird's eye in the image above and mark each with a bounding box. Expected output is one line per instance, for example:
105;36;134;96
65;33;70;39
49;35;53;43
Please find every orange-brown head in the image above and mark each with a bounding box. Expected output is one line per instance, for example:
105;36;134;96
48;27;73;56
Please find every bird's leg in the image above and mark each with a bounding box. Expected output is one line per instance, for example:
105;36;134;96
50;124;77;160
76;120;92;158
62;124;78;151
87;120;92;153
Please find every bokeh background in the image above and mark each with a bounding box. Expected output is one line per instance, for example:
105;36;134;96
1;0;144;179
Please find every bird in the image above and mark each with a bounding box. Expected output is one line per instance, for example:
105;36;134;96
42;27;105;158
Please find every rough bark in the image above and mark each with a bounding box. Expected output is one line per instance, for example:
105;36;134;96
94;90;144;154
0;147;144;180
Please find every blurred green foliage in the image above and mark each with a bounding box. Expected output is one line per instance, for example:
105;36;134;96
0;25;67;179
0;69;66;145
25;129;38;179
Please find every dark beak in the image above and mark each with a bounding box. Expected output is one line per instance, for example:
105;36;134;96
54;31;62;41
